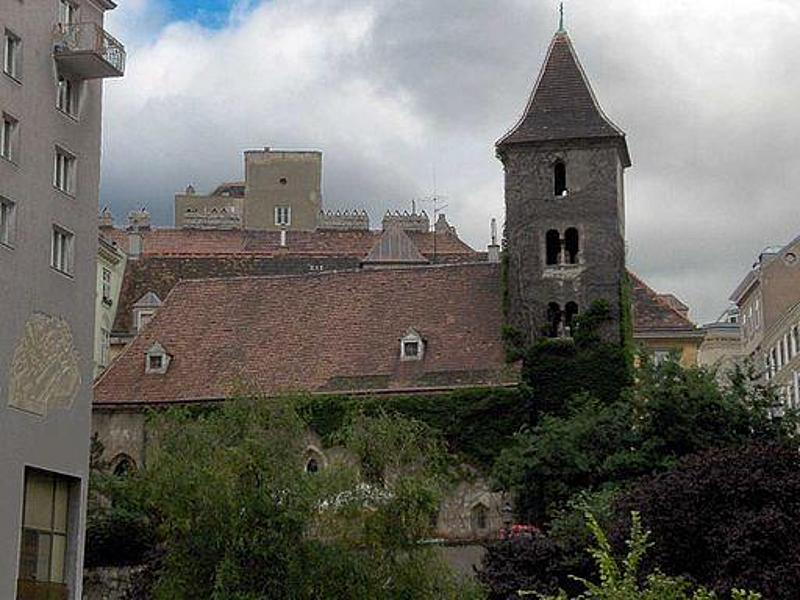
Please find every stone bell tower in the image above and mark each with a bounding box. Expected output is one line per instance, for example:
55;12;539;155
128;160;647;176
496;21;631;346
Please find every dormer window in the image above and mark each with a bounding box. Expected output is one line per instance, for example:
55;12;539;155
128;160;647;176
400;328;424;361
145;342;170;374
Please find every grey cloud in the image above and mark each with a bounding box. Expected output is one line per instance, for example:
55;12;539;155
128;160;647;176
101;0;800;323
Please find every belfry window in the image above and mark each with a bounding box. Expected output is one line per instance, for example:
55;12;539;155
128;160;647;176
565;302;579;334
554;160;567;197
564;228;579;264
545;230;561;265
546;302;562;338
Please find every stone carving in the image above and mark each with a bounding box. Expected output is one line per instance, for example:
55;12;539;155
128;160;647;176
8;313;81;416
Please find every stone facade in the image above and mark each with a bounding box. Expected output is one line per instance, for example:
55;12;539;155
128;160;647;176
174;149;322;231
497;30;630;347
500;142;627;345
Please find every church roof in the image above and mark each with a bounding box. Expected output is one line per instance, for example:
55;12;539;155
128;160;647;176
497;31;630;164
95;264;516;405
107;228;480;334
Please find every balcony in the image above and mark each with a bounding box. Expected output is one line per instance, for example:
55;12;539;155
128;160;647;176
53;22;125;79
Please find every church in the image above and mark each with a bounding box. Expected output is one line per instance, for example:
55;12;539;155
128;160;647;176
92;23;700;543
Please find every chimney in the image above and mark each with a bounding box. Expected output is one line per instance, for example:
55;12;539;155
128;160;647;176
487;218;500;263
128;231;142;257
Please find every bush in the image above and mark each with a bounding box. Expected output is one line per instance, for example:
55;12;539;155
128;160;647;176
613;444;800;599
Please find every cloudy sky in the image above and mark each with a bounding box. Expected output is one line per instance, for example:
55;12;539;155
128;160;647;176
102;0;800;324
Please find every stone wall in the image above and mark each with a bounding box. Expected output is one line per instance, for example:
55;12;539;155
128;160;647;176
83;566;146;600
501;140;626;345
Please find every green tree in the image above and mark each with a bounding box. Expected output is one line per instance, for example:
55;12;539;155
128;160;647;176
95;397;483;599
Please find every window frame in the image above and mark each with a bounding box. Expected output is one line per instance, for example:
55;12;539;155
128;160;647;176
50;225;74;276
400;329;425;361
58;0;79;26
101;267;112;304
4;29;22;81
1;112;19;163
0;196;15;248
56;75;80;118
53;146;76;195
18;469;72;592
274;206;291;227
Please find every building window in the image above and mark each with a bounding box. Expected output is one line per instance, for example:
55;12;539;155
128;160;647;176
553;160;567;197
100;327;110;367
564;302;579;335
101;267;112;304
137;310;154;332
50;227;74;275
545;229;561;265
400;328;425;361
53;147;76;195
145;342;170;374
1;197;14;247
546;302;562;338
275;206;291;227
4;30;21;80
470;503;489;532
58;0;78;25
1;113;19;162
564;228;579;264
653;349;672;366
792;326;799;358
18;469;71;595
56;75;79;117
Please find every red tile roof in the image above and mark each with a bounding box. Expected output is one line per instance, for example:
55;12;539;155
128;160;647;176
629;272;698;332
104;228;476;258
95;264;516;405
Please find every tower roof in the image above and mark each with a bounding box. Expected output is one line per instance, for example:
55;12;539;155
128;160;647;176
497;31;630;165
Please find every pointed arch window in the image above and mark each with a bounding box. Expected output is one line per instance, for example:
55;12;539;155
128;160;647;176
564;228;579;264
554;160;567;197
545;230;561;265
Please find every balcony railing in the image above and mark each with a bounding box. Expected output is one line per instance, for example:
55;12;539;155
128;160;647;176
53;22;125;79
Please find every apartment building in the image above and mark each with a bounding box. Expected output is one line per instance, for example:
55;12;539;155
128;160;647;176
0;1;123;598
730;236;800;406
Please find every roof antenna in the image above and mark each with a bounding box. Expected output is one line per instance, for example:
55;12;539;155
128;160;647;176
558;2;566;34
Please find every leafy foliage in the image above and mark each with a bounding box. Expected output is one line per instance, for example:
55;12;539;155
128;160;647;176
299;386;530;470
91;397;484;599
494;358;795;523
613;444;800;599
521;301;633;414
541;512;761;600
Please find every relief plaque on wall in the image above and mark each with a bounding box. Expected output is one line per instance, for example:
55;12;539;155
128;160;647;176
7;313;81;416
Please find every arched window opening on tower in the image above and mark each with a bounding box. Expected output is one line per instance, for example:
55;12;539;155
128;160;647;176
546;230;561;265
546;302;562;338
554;160;567;197
564;228;579;264
564;302;579;335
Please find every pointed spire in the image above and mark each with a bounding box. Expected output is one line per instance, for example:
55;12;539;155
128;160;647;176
558;2;566;34
497;26;630;166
